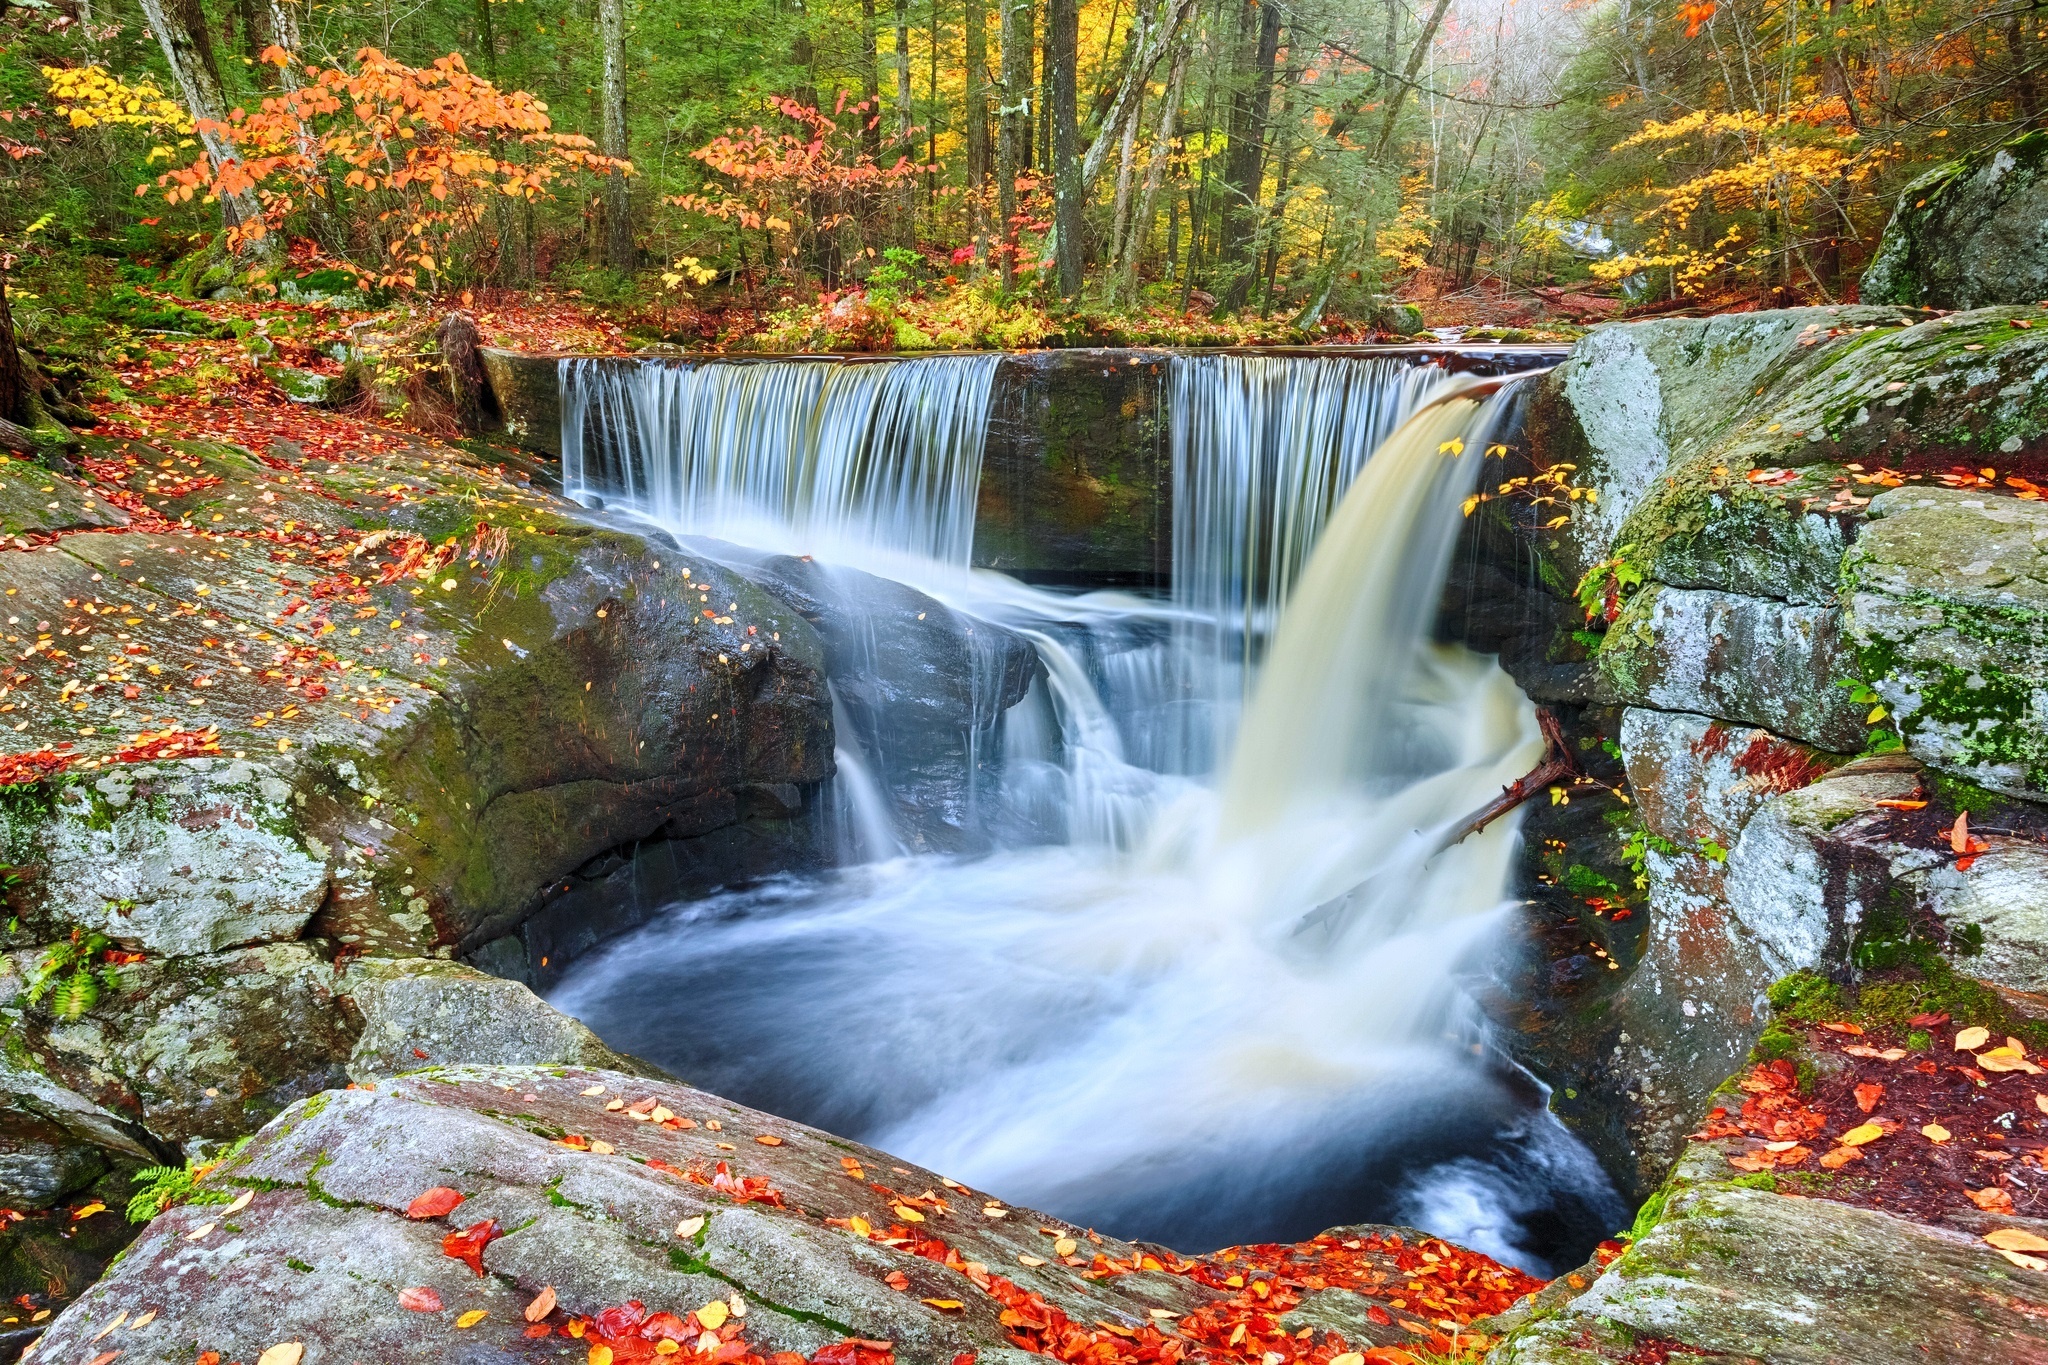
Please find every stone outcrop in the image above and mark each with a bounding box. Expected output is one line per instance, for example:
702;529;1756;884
35;1062;1342;1364
1845;485;2048;801
1862;130;2048;311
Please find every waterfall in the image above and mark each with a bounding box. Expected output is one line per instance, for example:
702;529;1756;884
559;354;999;564
549;352;1623;1271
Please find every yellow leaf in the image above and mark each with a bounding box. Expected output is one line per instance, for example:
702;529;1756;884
456;1310;488;1328
1838;1123;1885;1146
1331;1356;1366;1365
1922;1125;1951;1143
257;1347;305;1365
581;1084;607;1096
893;1204;925;1223
1053;1237;1078;1256
848;1215;872;1236
1985;1228;2048;1253
1999;1248;2048;1271
589;1347;614;1365
923;1299;965;1311
1956;1026;1992;1052
1017;1254;1047;1267
695;1299;729;1330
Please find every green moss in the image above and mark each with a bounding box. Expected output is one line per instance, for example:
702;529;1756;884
1929;771;2005;815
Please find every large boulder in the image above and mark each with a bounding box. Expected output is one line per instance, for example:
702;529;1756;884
27;1064;1525;1364
1844;485;2048;801
1863;131;2048;311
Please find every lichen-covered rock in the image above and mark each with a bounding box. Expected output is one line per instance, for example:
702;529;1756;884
32;1064;1224;1364
1489;1139;2048;1365
1597;587;1868;752
1526;306;2048;600
1844;485;2048;800
1903;841;2048;1000
343;958;655;1081
478;346;565;454
22;759;330;958
1863;130;2048;310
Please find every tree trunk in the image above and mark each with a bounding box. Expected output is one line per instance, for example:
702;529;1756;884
1126;35;1189;297
894;0;914;143
1106;83;1143;272
1217;0;1279;313
998;0;1034;286
862;0;883;161
138;0;272;251
1047;0;1083;297
1078;0;1195;196
598;0;633;272
1369;0;1453;159
0;274;32;430
965;0;990;249
438;310;489;433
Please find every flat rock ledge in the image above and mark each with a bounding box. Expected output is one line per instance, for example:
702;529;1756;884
33;1064;1521;1365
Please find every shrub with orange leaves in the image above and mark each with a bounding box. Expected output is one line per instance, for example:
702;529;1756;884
150;47;628;290
669;94;921;281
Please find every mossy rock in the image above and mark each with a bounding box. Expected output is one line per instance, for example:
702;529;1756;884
1863;130;2048;310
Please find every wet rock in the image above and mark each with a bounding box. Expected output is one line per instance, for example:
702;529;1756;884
1597;588;1868;752
1620;708;1843;850
1491;1140;2048;1365
26;759;330;958
1863;130;2048;310
1844;485;2048;800
1903;842;2048;999
343;958;657;1080
478;346;564;454
33;1064;1221;1364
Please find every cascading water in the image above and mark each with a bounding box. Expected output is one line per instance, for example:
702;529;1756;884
549;352;1624;1272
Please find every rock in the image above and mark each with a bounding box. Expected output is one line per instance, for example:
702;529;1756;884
1597;587;1869;752
1620;708;1842;850
478;346;564;454
1525;306;2048;600
745;553;1039;851
24;759;330;958
1905;841;2048;999
342;958;656;1080
259;363;334;405
1863;130;2048;310
1491;1140;2048;1364
1844;485;2048;800
33;1064;1222;1363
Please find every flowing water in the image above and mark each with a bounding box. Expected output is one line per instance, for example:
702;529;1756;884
549;353;1625;1272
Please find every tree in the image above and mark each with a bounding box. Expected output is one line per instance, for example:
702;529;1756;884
599;0;633;270
1217;0;1280;312
1046;0;1081;297
135;0;271;251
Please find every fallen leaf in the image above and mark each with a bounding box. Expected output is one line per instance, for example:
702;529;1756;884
590;1140;616;1155
1018;1254;1047;1267
755;1135;784;1146
1985;1228;2048;1253
1910;1012;1951;1028
1819;1022;1864;1035
1970;1186;2017;1214
2037;1094;2048;1116
1874;799;1928;810
589;1347;615;1365
1329;1356;1366;1365
1054;1236;1079;1256
256;1346;305;1365
441;1218;500;1276
1839;1123;1886;1146
894;1204;926;1223
1998;1249;2048;1271
1923;1125;1952;1143
407;1187;465;1219
675;1215;705;1239
695;1299;729;1330
524;1286;557;1322
884;1270;910;1291
186;1221;216;1240
1956;1026;1992;1052
923;1299;965;1311
1819;1146;1864;1169
581;1084;607;1096
223;1189;254;1215
1951;810;1973;854
456;1309;487;1328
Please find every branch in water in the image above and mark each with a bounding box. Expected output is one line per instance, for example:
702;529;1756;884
1435;707;1581;853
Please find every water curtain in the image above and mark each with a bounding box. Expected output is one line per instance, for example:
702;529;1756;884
559;354;1000;564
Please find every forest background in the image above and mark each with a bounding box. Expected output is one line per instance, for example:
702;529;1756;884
0;0;2038;363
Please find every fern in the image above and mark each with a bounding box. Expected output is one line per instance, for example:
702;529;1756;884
24;924;128;1022
126;1136;250;1223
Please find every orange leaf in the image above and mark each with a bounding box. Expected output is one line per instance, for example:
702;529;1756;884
398;1285;443;1312
406;1186;464;1219
441;1218;500;1276
1854;1082;1884;1114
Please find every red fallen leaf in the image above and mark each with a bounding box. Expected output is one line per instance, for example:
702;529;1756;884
1367;1303;1394;1325
1971;1186;2017;1214
441;1218;500;1276
595;1300;648;1338
1855;1082;1884;1114
1819;1022;1864;1035
883;1270;910;1291
412;1047;429;1059
398;1285;444;1312
406;1187;464;1219
523;1323;551;1339
1957;855;1979;872
639;1312;694;1341
1911;1012;1951;1028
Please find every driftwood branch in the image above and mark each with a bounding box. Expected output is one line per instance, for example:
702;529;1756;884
1433;707;1581;855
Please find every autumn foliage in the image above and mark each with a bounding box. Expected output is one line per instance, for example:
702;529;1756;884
150;47;629;288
